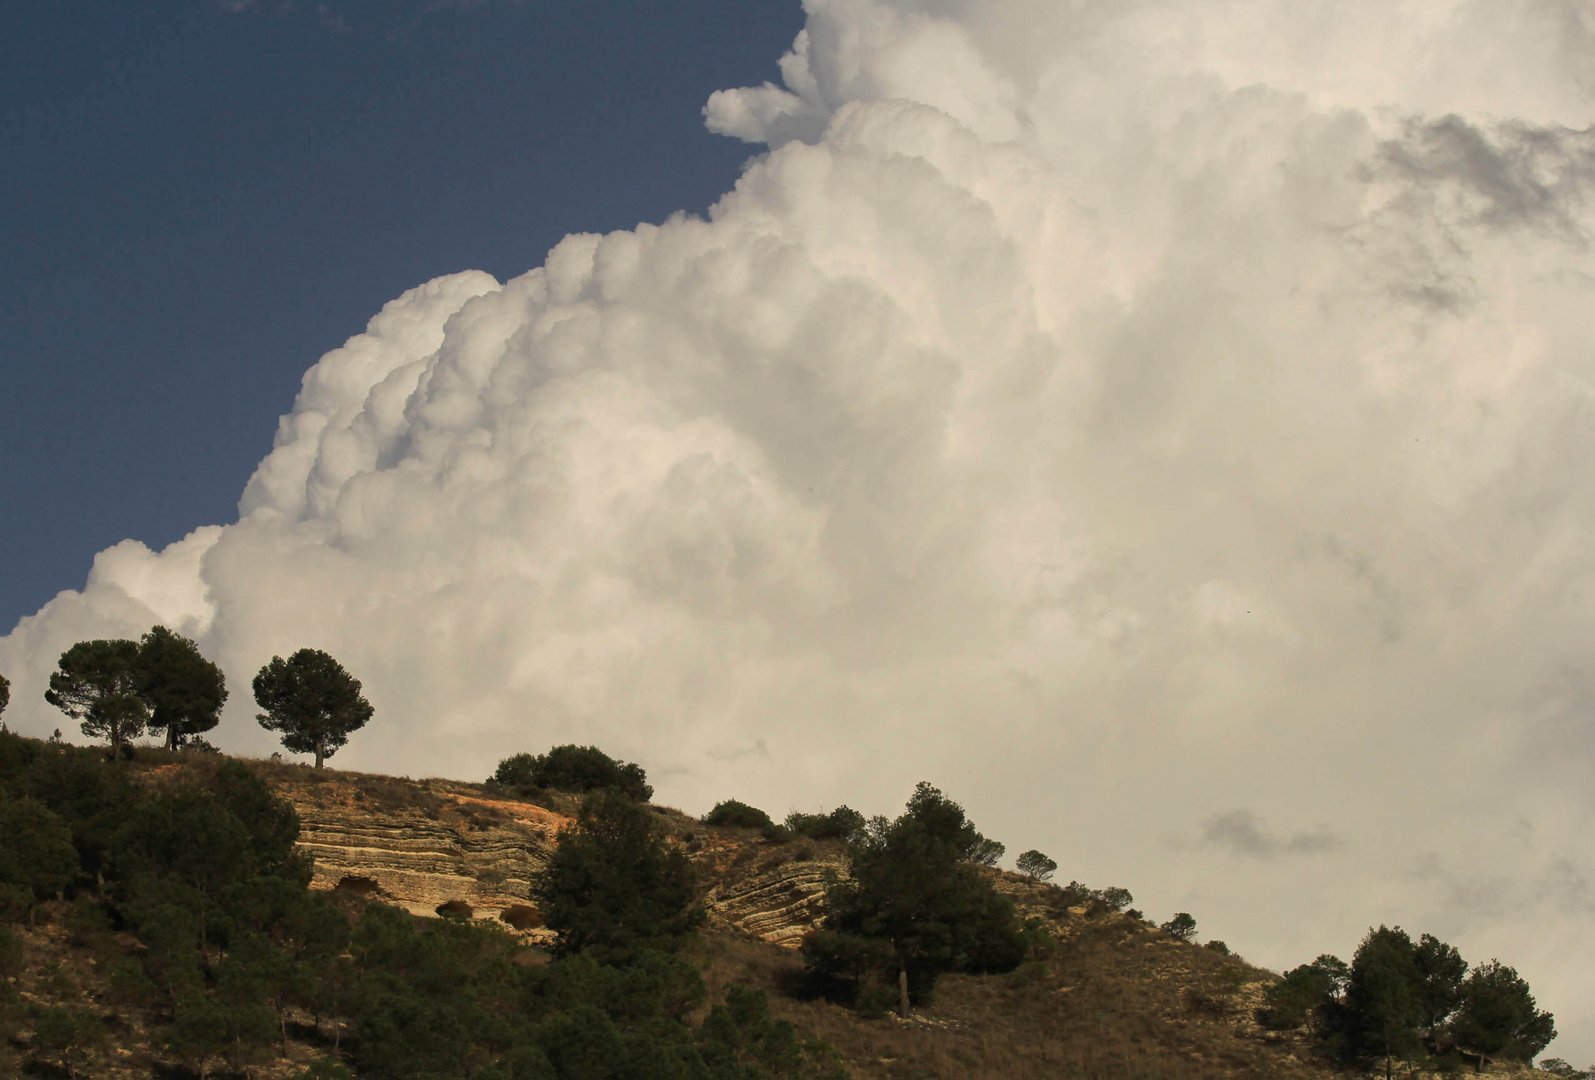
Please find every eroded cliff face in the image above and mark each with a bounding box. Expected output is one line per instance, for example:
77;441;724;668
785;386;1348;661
268;769;845;950
272;772;570;941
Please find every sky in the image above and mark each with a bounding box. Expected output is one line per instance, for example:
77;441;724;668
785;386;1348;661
4;0;1594;1064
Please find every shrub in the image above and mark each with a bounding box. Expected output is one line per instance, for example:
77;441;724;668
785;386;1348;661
1161;912;1197;941
491;745;652;802
1091;886;1134;915
703;799;774;830
1016;849;1058;882
784;805;866;841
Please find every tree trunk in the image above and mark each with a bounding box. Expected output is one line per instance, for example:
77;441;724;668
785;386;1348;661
897;953;910;1019
167;725;180;751
315;740;325;769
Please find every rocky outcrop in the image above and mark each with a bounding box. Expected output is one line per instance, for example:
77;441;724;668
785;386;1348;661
704;855;841;947
272;772;569;941
269;769;847;950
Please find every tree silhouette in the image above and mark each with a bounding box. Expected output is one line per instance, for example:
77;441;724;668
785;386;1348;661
45;639;147;758
253;650;372;769
1452;960;1555;1067
137;626;228;751
1016;849;1057;882
809;782;1024;1017
535;790;699;961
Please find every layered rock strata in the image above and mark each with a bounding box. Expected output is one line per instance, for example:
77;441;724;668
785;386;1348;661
274;773;567;942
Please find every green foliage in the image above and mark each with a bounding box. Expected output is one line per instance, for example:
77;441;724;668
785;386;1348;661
30;1003;106;1078
0;737;138;880
0;732;855;1080
136;625;227;750
806;782;1024;1014
535;790;699;962
0;924;22;977
254;648;374;768
1015;849;1057;882
1345;926;1425;1067
1056;880;1135;915
1160;912;1197;941
704;799;775;830
1452;959;1555;1063
699;984;844;1078
1260;956;1344;1031
1413;932;1467;1030
783;806;866;841
0;672;9;723
45;638;148;756
493;744;653;802
0;795;79;913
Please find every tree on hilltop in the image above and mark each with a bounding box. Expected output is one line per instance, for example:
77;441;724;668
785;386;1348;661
1161;912;1197;941
1452;960;1555;1068
0;671;10;729
45;639;147;758
1016;849;1057;882
253;649;372;769
137;626;228;751
806;781;1024;1018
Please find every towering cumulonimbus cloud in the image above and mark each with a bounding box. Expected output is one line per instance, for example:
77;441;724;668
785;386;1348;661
5;0;1594;1056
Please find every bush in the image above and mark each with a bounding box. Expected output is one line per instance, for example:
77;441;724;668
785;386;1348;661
1091;886;1134;915
784;805;866;841
491;745;652;802
1161;912;1197;941
703;799;774;830
1016;849;1057;882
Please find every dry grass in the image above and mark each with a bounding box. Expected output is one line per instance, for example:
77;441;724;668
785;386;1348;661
690;916;1341;1080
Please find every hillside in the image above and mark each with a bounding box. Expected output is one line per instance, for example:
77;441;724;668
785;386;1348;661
0;742;1552;1079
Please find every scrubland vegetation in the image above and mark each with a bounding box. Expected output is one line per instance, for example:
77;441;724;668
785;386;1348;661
0;637;1573;1077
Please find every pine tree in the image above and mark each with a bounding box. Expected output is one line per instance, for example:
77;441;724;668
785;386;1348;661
253;650;372;768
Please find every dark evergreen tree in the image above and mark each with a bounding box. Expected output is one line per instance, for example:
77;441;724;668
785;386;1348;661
29;1003;105;1079
1412;932;1467;1031
45;639;147;758
807;782;1024;1017
1345;926;1424;1077
1161;912;1197;941
253;649;373;768
1452;960;1555;1068
1260;955;1347;1031
534;790;699;961
0;796;79;924
1015;849;1057;882
136;625;227;750
0;672;9;729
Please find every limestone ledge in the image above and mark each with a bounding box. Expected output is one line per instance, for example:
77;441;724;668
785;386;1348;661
704;856;843;948
274;776;565;941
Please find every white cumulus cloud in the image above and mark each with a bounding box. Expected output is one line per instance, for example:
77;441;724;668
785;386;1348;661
5;0;1594;1059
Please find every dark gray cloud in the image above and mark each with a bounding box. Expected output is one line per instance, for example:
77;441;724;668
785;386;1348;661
1379;116;1595;233
1201;810;1343;860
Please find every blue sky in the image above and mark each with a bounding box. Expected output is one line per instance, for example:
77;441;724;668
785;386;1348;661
1;0;802;630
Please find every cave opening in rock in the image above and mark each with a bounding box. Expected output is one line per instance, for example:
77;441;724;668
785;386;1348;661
334;876;381;896
500;904;540;930
436;899;474;919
